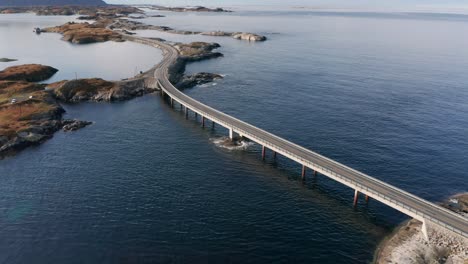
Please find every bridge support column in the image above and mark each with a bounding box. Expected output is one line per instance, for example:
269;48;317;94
180;104;183;110
421;219;429;241
365;195;369;203
212;121;215;129
185;107;188;119
229;129;233;140
353;190;359;207
273;151;277;159
262;146;266;160
202;116;205;128
195;113;198;119
170;98;174;108
301;165;306;180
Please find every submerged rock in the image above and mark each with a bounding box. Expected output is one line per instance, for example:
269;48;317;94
0;58;17;62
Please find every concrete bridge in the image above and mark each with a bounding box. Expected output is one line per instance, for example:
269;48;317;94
125;35;468;240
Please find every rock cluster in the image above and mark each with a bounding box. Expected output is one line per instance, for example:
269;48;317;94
62;119;93;132
43;22;123;44
174;42;223;61
149;6;231;13
176;72;223;89
49;78;158;102
232;32;267;41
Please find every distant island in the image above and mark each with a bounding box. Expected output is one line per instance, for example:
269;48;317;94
0;0;106;6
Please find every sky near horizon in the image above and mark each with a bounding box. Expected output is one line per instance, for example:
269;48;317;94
107;0;468;12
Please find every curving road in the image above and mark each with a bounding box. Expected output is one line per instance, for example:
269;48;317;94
125;35;468;239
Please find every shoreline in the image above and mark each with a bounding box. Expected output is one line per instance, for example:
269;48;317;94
374;193;468;264
0;6;233;159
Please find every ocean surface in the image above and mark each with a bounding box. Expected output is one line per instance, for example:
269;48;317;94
1;10;468;264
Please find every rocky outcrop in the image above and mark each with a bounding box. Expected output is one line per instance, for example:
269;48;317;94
174;42;223;62
43;22;123;44
0;64;58;82
0;58;17;62
232;32;267;41
374;193;468;264
50;78;158;102
0;79;66;158
109;19;268;42
200;31;232;37
149;6;231;13
62;119;92;132
176;72;223;89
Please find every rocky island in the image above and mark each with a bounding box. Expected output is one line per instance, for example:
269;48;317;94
0;64;92;158
0;64;58;82
0;6;230;158
42;22;123;44
145;5;231;13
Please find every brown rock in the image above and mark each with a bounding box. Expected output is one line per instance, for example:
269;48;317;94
43;22;123;44
0;64;58;82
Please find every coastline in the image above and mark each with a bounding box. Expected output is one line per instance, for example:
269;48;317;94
374;194;468;264
0;5;235;158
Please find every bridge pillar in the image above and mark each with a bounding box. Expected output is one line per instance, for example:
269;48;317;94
273;151;277;159
212;121;215;129
301;165;306;180
170;98;174;108
365;195;370;203
262;146;266;160
353;190;359;207
180;104;183;110
202;116;205;128
421;219;429;241
185;107;188;119
195;112;198;119
229;128;233;140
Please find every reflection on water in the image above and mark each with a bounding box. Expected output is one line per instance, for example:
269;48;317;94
0;13;162;82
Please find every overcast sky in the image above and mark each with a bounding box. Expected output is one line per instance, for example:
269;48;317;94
107;0;468;13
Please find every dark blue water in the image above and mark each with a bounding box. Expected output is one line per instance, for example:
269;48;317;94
1;10;468;263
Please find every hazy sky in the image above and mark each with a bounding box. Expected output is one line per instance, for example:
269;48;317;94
108;0;468;13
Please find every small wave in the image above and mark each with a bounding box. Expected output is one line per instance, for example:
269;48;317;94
210;136;254;151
